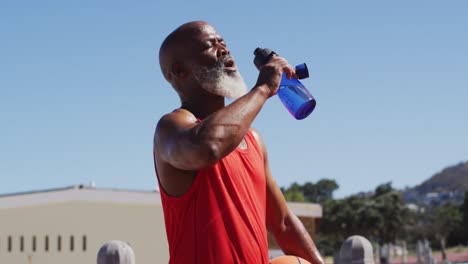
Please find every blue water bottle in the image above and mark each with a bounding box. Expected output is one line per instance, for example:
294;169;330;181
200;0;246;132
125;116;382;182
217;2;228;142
254;47;316;120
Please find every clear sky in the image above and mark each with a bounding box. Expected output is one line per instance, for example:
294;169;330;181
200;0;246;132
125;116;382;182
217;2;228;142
1;0;467;198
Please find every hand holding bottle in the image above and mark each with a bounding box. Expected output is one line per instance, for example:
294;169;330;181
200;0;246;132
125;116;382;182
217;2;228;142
254;47;316;120
254;54;296;98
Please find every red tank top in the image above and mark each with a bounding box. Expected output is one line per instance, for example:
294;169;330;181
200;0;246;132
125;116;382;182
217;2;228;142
157;130;269;264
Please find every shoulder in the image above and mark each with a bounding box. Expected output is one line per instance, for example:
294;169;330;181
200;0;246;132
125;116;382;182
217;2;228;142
155;109;197;136
154;108;198;148
156;108;197;131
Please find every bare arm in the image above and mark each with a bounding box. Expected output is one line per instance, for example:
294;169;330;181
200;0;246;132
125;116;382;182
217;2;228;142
155;56;295;171
251;130;324;264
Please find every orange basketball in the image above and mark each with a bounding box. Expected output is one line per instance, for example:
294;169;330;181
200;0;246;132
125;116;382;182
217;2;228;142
269;255;311;264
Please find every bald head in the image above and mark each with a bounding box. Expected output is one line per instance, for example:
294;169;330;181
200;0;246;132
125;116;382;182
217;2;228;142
159;21;212;82
158;21;247;100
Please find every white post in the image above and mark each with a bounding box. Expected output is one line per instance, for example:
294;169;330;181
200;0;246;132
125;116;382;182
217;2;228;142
375;243;380;264
416;240;423;264
388;243;393;264
401;241;407;264
423;239;434;264
441;238;447;262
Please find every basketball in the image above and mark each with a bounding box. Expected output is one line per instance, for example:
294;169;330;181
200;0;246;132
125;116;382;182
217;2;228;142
269;255;311;264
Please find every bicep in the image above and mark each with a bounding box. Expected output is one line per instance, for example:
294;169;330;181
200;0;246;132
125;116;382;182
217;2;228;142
154;111;217;171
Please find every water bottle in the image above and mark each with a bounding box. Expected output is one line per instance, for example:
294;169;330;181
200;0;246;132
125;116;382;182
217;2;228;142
254;47;316;120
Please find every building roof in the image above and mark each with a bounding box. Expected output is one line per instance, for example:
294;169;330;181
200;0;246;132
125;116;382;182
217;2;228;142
0;185;322;218
287;202;322;218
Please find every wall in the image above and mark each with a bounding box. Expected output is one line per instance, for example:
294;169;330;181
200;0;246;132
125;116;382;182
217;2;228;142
0;201;168;264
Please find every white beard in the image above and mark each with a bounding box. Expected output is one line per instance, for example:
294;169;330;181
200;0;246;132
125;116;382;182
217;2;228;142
192;58;248;100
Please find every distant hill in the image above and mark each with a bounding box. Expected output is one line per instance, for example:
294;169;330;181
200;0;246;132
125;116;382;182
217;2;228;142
414;161;468;194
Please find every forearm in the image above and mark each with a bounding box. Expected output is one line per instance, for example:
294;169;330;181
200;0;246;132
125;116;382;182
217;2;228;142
194;85;270;159
274;214;324;264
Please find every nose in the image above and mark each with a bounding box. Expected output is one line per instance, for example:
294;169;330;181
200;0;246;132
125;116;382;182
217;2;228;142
217;44;230;58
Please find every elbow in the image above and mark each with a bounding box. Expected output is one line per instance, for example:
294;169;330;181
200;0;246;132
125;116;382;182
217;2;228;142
181;140;222;169
188;124;238;168
269;215;291;237
283;213;303;235
271;212;298;237
204;141;223;165
167;143;220;171
200;131;228;164
195;123;239;163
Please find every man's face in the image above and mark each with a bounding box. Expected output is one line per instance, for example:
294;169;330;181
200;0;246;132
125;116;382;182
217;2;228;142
188;24;247;99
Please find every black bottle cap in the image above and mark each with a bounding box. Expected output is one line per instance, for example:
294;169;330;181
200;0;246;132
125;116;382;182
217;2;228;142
253;47;276;69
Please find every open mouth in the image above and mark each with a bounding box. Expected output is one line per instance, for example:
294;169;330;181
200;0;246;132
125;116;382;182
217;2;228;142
223;59;237;72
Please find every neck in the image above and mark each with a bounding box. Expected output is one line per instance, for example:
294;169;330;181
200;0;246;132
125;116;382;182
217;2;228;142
181;93;225;119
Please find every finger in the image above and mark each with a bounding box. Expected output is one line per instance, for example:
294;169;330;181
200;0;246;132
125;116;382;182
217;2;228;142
285;67;292;80
284;64;296;80
292;71;299;79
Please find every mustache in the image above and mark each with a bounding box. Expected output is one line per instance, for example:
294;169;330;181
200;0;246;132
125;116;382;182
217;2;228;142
213;55;233;69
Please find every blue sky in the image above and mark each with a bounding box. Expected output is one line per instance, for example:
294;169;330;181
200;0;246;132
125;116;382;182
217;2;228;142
1;1;467;198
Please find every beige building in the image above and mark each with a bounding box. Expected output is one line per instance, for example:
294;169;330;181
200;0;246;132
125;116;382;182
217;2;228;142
0;185;322;264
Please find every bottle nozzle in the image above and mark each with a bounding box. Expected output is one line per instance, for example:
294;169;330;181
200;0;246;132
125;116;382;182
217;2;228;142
253;47;276;69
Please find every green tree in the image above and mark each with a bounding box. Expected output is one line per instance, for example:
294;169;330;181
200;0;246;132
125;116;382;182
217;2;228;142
282;182;306;202
318;195;378;253
282;179;338;203
317;199;348;254
432;203;463;245
283;190;306;202
374;182;393;197
319;182;408;246
284;179;339;203
314;179;339;203
374;190;407;243
289;182;302;192
461;191;468;243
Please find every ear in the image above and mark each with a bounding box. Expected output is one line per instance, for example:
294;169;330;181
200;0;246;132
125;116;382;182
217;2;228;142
169;62;187;80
